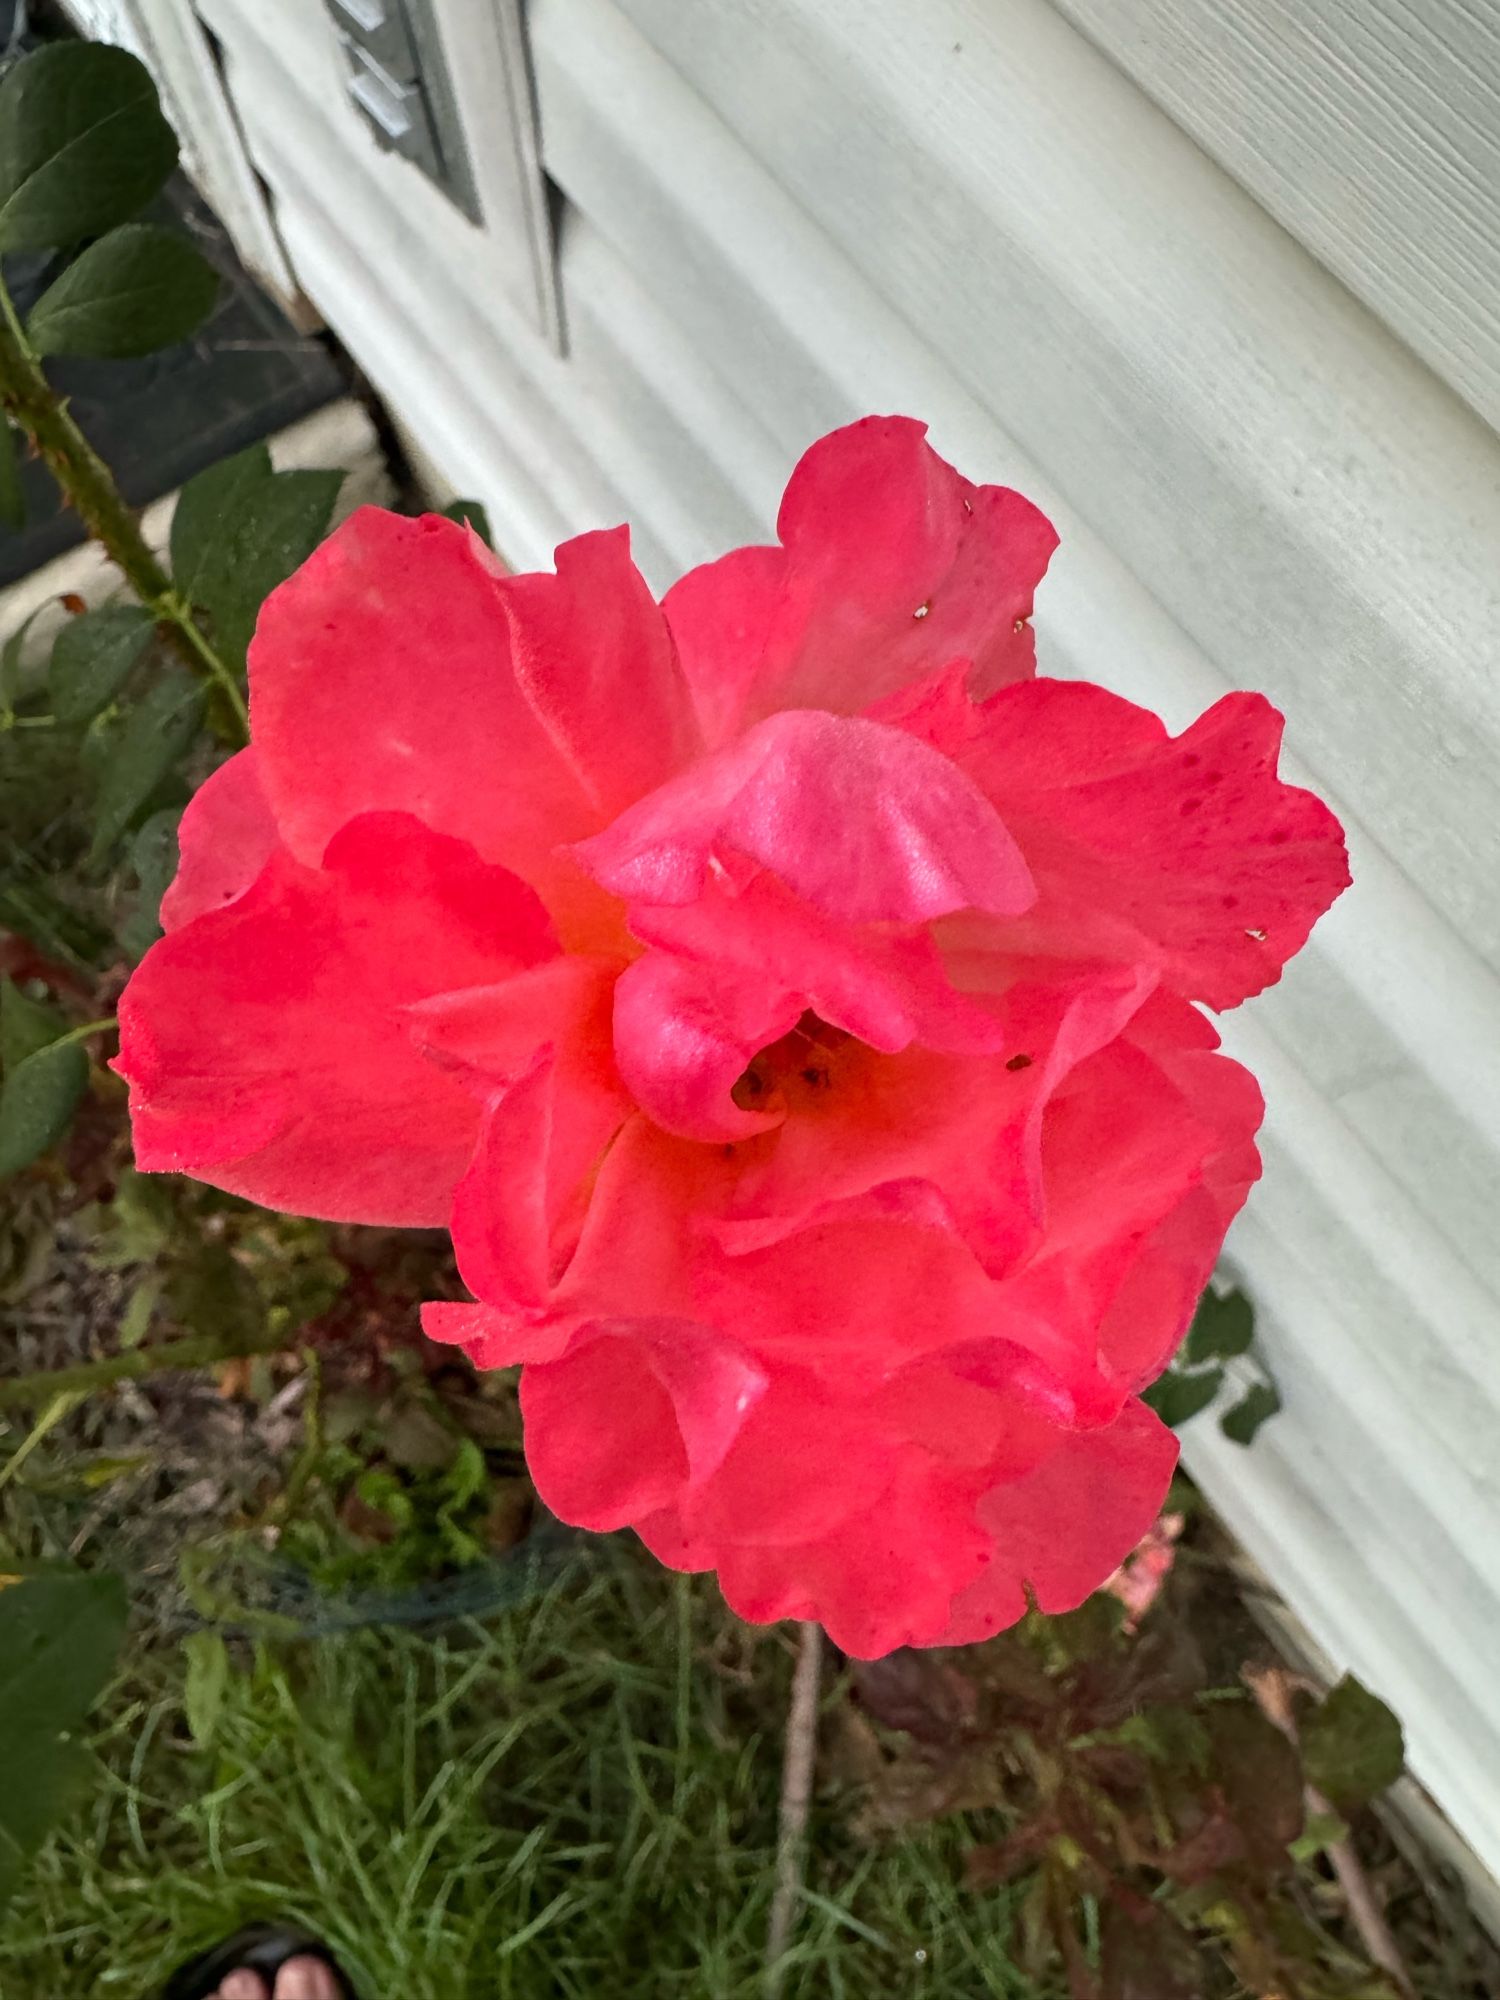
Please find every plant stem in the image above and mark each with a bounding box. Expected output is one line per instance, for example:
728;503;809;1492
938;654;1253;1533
0;1322;286;1412
0;277;249;739
1246;1664;1417;2000
766;1620;823;1992
48;1014;116;1051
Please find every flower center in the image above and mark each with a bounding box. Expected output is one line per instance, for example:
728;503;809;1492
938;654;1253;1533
731;1011;853;1115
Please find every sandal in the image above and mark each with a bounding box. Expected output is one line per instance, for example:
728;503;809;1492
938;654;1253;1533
162;1923;358;2000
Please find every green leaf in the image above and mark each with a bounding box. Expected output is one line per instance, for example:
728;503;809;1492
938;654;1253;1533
170;446;342;664
88;671;203;862
0;1037;89;1176
0;43;178;253
0;1568;127;1915
49;603;155;724
0;976;66;1072
1185;1285;1255;1365
440;498;494;546
182;1630;229;1749
1301;1675;1405;1812
117;806;181;961
1288;1807;1351;1862
1220;1379;1281;1447
26;223;218;358
1141;1364;1224;1429
0;420;24;533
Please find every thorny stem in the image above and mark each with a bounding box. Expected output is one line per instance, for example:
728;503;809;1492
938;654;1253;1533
0;1321;286;1412
0;275;249;738
766;1620;824;1992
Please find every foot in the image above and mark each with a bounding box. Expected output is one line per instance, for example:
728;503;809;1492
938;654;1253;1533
218;1961;342;2000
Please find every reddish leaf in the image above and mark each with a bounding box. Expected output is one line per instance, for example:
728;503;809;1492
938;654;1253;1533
853;1648;979;1745
1154;1806;1245;1885
1099;1901;1205;2000
1208;1704;1304;1874
964;1816;1056;1889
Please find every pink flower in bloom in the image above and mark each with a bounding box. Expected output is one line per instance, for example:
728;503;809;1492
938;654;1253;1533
115;418;1349;1657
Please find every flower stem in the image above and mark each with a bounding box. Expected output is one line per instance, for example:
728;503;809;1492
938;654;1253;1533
766;1619;823;1991
0;1321;286;1412
0;276;249;740
48;1015;116;1051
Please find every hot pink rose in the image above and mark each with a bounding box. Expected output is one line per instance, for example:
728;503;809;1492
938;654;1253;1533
116;417;1348;1656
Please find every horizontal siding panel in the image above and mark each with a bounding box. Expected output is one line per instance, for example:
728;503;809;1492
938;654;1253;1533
606;0;1500;980
1050;0;1500;434
197;0;672;576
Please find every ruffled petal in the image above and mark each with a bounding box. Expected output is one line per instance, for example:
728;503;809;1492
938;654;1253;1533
611;951;799;1143
954;682;1350;1008
1003;993;1263;1392
500;526;702;814
575;709;1034;924
249;509;693;892
521;1319;768;1529
709;1460;993;1657
159;750;278;932
116;812;554;1224
709;965;1156;1277
447;1046;630;1352
937;1400;1178;1644
664;417;1057;738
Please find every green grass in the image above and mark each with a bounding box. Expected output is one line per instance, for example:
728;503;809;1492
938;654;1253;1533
0;1549;1055;2000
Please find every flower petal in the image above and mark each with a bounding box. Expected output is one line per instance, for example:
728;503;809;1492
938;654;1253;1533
249;510;693;892
936;1399;1179;1645
611;950;799;1142
575;709;1034;924
500;526;702;813
116;812;554;1224
664;417;1057;738
711;965;1156;1276
954;682;1350;1007
447;1045;630;1349
521;1319;768;1529
159;750;278;932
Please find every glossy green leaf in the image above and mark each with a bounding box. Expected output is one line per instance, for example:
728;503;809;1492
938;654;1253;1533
0;420;24;533
0;1036;88;1176
88;671;203;862
49;603;154;724
1185;1285;1255;1365
440;498;493;547
1141;1364;1223;1429
0;43;178;252
1301;1675;1405;1812
0;1569;127;1915
27;224;218;358
1219;1379;1282;1447
117;807;181;961
170;445;342;664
